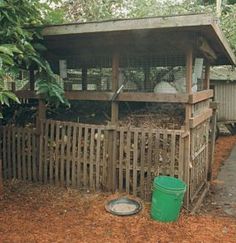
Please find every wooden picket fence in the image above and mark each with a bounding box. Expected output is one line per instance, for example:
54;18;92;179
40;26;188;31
0;119;210;203
0;126;38;181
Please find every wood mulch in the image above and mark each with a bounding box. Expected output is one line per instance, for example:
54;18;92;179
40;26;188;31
0;136;236;243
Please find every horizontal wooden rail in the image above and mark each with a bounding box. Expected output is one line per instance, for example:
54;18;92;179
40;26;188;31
14;90;189;103
189;108;212;128
189;89;213;104
117;92;189;103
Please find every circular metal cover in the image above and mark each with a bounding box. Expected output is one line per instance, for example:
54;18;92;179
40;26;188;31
105;197;142;216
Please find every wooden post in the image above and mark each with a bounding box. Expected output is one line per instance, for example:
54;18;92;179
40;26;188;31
209;101;217;180
185;47;193;126
184;47;193;209
203;63;210;90
107;52;120;191
82;67;88;91
111;52;119;124
216;0;222;18
29;69;35;91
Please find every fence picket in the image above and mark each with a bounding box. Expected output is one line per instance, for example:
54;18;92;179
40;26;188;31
95;129;101;190
60;125;66;186
71;125;77;187
7;127;12;179
89;128;95;189
83;127;88;188
119;129;124;192
77;126;82;187
17;128;22;180
66;125;72;187
27;129;32;181
49;121;55;184
12;128;16;179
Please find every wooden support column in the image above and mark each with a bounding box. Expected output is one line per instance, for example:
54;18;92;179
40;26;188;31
29;69;35;91
107;52;120;191
208;102;217;180
111;52;119;124
82;67;88;91
185;47;193;127
203;63;210;90
184;47;193;209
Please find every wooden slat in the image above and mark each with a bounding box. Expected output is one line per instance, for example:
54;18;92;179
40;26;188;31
133;131;138;196
170;131;176;177
43;121;49;183
95;129;101;190
54;122;60;185
117;92;189;103
38;121;44;182
189;108;212;128
102;131;108;190
66;125;72;186
154;131;160;177
89;128;95;189
189;90;213;104
60;125;66;186
126;131;131;194
49;121;55;184
178;134;184;180
119;129;124;191
71;125;77;187
112;131;117;191
12;128;16;179
22;129;26;180
27;129;32;181
140;131;145;198
17;128;22;180
32;130;37;181
2;128;7;179
77;126;82;187
7;127;12;179
83;127;88;188
147;131;152;192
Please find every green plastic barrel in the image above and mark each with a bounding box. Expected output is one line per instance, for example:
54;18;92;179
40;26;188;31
151;176;186;222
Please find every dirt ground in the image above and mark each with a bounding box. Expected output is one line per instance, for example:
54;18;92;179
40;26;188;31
0;136;236;243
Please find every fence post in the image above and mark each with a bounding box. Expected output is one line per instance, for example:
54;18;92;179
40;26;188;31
209;101;217;180
36;99;46;182
183;132;190;210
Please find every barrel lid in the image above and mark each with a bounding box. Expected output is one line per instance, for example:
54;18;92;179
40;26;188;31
153;176;186;191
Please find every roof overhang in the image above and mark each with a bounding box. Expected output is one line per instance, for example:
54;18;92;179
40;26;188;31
42;14;236;66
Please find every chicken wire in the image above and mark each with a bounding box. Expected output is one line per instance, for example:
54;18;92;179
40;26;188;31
62;54;205;93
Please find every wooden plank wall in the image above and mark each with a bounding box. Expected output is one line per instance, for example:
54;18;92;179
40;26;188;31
0;120;185;201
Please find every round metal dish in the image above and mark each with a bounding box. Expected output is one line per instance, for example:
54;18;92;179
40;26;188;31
105;197;142;216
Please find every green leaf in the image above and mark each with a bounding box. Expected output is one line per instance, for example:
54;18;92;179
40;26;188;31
0;46;13;56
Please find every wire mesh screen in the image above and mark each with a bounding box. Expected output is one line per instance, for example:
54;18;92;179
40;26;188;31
119;54;186;93
66;55;112;91
62;54;206;93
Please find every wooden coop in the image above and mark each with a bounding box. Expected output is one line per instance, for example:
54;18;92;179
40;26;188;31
1;14;235;209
